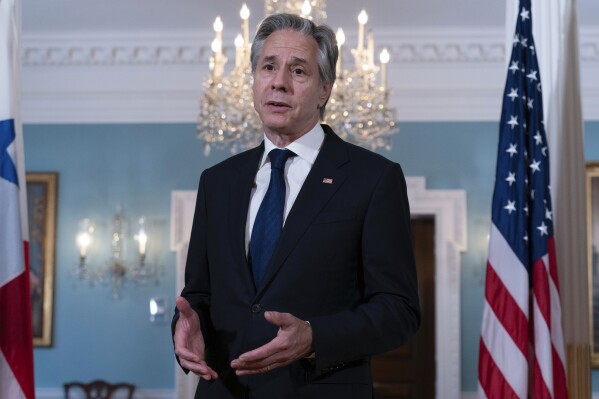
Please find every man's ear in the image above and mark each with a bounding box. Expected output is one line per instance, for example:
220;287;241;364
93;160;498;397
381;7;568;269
319;83;333;108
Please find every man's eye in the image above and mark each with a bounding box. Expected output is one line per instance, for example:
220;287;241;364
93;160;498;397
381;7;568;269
264;64;275;71
293;68;304;75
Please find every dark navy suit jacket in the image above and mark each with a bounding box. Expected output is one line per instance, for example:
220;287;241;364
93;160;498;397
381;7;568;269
174;125;420;399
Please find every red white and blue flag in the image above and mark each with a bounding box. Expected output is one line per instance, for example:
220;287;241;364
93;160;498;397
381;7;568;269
478;0;568;398
0;0;36;397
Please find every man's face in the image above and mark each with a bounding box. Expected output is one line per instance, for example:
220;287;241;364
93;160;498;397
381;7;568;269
252;29;332;143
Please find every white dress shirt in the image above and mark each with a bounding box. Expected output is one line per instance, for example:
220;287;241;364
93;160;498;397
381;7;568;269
245;123;325;255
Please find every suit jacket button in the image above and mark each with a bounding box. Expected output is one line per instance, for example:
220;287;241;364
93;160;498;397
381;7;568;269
251;304;262;313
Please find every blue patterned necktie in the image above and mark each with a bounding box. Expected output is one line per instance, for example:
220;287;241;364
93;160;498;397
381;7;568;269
250;148;296;288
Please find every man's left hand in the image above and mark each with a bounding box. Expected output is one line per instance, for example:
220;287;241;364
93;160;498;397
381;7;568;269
231;311;313;375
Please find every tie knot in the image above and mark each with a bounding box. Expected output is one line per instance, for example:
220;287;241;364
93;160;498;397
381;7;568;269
268;149;295;170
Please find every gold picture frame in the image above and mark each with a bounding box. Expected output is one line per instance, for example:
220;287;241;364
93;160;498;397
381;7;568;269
587;163;599;367
26;172;57;347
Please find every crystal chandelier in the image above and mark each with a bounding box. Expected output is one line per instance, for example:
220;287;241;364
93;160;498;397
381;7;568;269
197;0;398;155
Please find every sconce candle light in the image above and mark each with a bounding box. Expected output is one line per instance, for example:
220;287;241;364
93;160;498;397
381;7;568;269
76;218;94;272
135;217;148;260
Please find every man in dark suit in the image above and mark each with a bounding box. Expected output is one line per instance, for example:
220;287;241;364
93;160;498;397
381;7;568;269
173;13;420;399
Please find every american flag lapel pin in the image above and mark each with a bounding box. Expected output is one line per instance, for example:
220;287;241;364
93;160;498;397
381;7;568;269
322;178;333;184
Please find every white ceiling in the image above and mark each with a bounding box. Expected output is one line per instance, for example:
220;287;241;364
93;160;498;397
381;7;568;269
22;0;598;34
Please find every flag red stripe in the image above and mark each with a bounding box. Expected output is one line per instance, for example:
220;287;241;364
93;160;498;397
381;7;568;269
547;237;560;292
478;339;520;399
532;258;551;329
485;261;529;356
533;357;553;399
552;345;568;398
0;241;35;399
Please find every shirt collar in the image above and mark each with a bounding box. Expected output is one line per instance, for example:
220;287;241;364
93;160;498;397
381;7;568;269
260;123;325;167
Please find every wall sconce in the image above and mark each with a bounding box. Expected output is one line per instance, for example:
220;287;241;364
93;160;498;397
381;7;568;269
74;209;161;299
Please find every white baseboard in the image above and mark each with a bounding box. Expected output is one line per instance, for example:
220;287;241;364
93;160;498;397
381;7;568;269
36;387;175;399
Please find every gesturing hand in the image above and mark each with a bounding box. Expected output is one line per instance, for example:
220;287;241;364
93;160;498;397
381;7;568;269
174;296;218;380
230;311;313;375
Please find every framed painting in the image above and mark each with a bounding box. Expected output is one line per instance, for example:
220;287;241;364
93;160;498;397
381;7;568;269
587;163;599;367
26;172;57;347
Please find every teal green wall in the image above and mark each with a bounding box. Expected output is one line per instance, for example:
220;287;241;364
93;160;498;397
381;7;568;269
25;121;599;392
26;124;230;389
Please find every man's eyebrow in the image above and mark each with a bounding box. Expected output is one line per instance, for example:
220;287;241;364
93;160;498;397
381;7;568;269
262;55;308;65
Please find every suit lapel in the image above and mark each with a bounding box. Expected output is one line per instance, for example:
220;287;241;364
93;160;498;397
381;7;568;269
256;128;349;297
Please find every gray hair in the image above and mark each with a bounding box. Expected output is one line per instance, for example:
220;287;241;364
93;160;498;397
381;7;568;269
250;13;338;119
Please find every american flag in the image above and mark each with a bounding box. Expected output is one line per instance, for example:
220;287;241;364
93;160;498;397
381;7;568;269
478;0;568;398
0;0;35;397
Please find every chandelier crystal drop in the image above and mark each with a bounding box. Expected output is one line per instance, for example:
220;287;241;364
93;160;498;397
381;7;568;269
197;0;399;155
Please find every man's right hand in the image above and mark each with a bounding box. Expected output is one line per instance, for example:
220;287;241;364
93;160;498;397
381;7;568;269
174;296;219;380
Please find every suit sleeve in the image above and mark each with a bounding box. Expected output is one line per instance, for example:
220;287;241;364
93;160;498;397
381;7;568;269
171;171;213;367
308;162;421;374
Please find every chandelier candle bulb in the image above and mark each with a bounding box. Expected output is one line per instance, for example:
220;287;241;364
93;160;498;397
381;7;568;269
240;4;250;51
300;0;312;18
335;28;345;76
357;10;368;52
234;34;244;68
367;29;374;68
211;17;225;78
213;16;223;55
210;38;221;54
210;39;221;78
380;48;390;89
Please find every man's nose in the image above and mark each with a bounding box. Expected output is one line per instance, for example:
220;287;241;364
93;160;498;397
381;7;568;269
271;69;290;91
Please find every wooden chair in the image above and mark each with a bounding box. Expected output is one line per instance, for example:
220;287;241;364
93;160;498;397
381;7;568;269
63;380;136;399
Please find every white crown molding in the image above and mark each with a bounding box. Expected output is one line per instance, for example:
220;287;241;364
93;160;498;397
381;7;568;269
21;28;599;123
23;31;213;66
22;29;513;66
22;28;599;66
